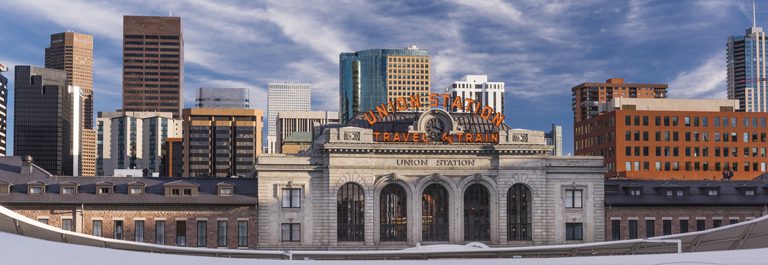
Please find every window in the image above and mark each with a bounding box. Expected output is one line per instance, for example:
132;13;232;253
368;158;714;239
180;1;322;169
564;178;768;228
197;221;207;247
707;189;719;196
282;188;301;208
99;187;111;194
62;219;73;231
680;220;689;233
219;187;232;196
38;218;49;224
565;223;583;240
114;220;124;239
663;220;672;235
238;221;248;247
281;223;301;242
745;190;756;196
696;219;706;231
565;189;583;208
155;220;166;245
628;220;638;239
730;219;739;225
676;190;684;196
92;220;102;236
645;220;655;237
611;220;620;240
183;189;193;196
135;221;145;242
218;221;228;247
29;186;43;194
61;187;76;195
713;219;722;228
130;187;143;195
508;184;532;241
338;183;365;242
629;189;641;196
381;184;408;242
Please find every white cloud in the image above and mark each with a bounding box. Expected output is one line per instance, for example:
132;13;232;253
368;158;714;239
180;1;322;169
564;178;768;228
668;53;727;99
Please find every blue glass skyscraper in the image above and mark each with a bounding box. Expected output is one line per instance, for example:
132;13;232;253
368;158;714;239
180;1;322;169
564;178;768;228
340;46;431;122
727;1;767;112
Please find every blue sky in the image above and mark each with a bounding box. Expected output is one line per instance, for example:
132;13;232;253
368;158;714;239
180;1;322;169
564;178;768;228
0;0;760;155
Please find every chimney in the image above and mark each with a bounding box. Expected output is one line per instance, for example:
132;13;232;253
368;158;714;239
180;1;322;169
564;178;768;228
21;155;33;175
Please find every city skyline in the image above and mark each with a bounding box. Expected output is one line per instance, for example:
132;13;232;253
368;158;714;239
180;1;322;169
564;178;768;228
0;0;762;155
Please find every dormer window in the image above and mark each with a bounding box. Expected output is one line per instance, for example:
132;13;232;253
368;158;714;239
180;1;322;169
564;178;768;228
219;187;232;196
164;180;199;197
128;181;146;195
96;182;114;195
172;188;180;196
130;187;143;195
745;190;756;196
62;187;76;195
27;181;45;194
664;189;685;197
707;189;719;196
99;187;112;194
629;188;641;196
29;186;43;194
183;188;192;196
0;180;11;195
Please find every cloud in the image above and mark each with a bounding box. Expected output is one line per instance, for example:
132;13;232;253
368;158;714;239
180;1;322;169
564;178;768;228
668;53;726;99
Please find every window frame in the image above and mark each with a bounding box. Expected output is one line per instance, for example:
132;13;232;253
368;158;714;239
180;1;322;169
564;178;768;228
281;188;302;208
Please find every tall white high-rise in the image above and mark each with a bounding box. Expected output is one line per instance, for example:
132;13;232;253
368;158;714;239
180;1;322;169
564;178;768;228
727;1;768;112
444;75;505;113
267;82;311;153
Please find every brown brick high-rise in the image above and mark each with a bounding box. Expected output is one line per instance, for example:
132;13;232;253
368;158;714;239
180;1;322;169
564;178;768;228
571;78;668;123
123;16;184;119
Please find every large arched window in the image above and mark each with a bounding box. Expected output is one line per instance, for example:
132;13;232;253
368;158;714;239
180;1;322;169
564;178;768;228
507;184;532;241
422;184;449;241
338;183;365;242
380;184;407;241
464;184;490;241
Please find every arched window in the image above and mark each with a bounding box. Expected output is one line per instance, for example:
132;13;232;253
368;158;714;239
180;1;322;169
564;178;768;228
464;184;490;241
338;183;365;241
507;184;532;241
422;184;449;241
380;184;407;241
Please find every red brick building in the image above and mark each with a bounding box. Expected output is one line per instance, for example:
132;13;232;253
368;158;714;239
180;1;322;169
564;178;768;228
571;78;667;123
575;98;768;180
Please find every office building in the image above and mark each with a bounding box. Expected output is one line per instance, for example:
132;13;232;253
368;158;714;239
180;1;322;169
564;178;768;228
575;97;768;180
267;82;310;153
96;111;182;176
545;123;563;156
571;78;667;123
13;66;75;175
727;1;768;112
445;75;505;113
45;31;97;176
275;111;338;154
0;63;7;155
339;46;431;122
122;16;184;119
182;108;263;177
161;137;183;177
195;87;249;108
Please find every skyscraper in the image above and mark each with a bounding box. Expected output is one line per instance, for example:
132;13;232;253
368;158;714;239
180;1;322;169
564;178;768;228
14;66;75;175
444;75;505;113
267;82;310;153
339;46;431;122
727;2;767;112
0;63;7;155
545;123;563;156
45;31;96;176
195;87;250;108
122;16;184;119
275;111;339;154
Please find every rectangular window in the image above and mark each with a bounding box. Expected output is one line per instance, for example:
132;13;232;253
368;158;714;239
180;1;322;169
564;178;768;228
155;220;166;245
197;221;207;247
114;220;124;240
680;219;689;234
238;221;248;247
730;219;739;225
93;220;102;236
218;221;228;247
611;220;620;240
282;188;302;208
135;221;145;242
38;218;48;224
645;220;655;238
628;220;638;239
713;219;722;228
565;189;583;208
565;223;583;240
62;219;73;231
663;220;672;235
176;221;187;246
696;219;706;231
281;223;301;242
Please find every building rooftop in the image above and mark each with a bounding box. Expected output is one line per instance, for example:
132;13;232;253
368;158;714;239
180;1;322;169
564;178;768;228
277;111;339;119
605;179;768;206
601;98;740;112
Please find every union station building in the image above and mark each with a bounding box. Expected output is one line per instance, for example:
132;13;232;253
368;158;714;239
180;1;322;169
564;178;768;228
256;109;606;248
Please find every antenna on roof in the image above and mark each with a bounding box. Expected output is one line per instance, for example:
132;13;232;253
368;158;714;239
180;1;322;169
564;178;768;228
754;0;758;28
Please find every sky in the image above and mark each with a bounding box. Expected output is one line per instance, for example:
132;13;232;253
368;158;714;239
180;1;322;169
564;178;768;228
0;0;760;155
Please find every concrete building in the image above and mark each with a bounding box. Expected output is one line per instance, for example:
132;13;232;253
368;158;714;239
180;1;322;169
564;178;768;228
195;87;249;108
0;63;7;155
0;156;258;249
445;75;505;114
96;111;182;176
267;82;310;154
575;97;768;180
727;2;768;112
161;137;183;177
182;108;263;178
545;123;563;156
13;66;77;176
571;78;667;123
122;16;184;119
339;46;431;122
605;179;768;241
256;109;604;248
275;111;338;154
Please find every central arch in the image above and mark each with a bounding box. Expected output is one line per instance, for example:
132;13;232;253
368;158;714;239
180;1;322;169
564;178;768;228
380;183;407;241
422;183;449;241
463;183;490;241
